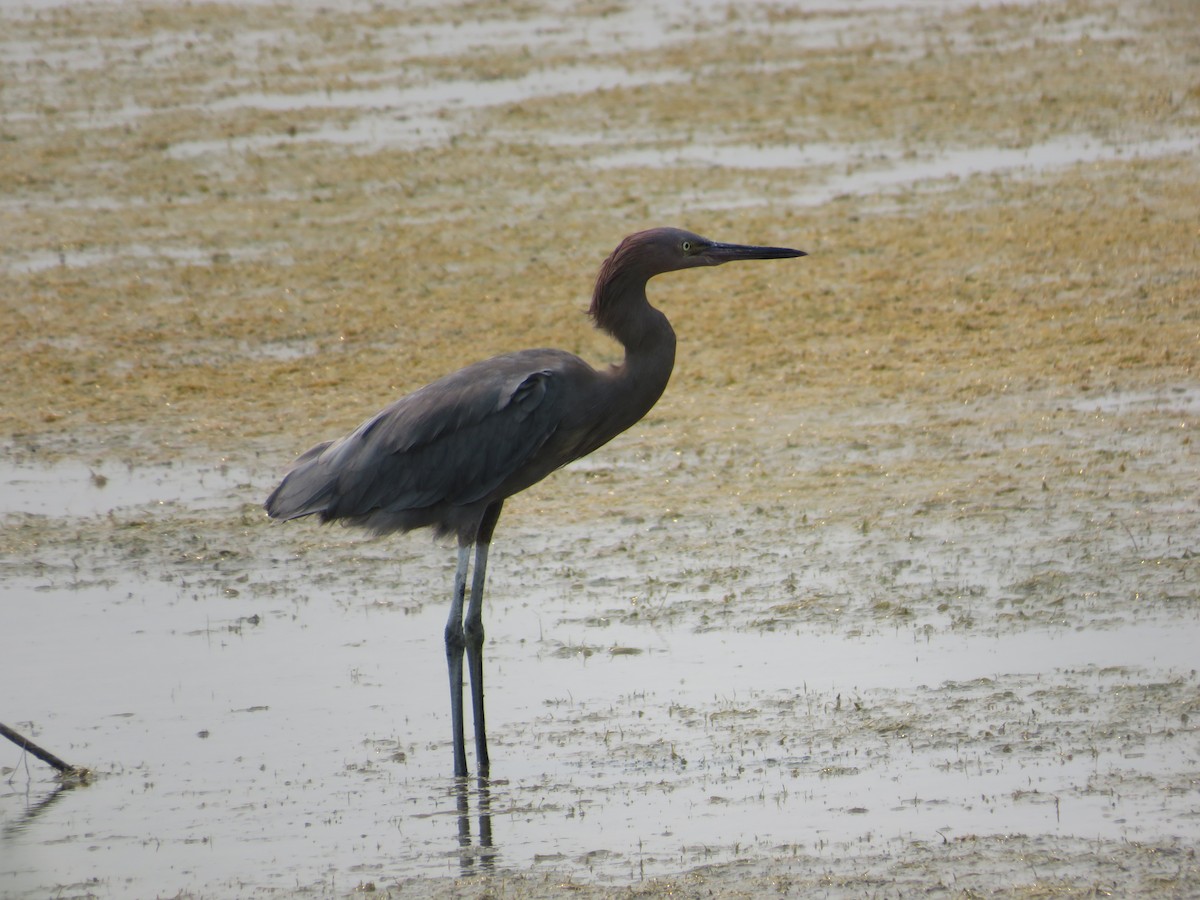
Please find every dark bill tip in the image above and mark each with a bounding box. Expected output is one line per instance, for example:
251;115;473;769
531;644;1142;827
705;242;807;262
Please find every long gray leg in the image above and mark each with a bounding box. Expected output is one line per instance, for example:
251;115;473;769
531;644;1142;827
464;501;502;643
466;637;489;776
464;540;491;645
446;544;471;778
465;502;502;776
445;544;471;644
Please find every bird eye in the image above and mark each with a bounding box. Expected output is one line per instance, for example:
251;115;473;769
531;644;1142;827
682;241;692;253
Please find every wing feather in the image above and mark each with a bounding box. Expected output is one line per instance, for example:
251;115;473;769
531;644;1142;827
264;351;576;528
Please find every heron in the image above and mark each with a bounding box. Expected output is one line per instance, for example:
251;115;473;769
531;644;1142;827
265;227;806;777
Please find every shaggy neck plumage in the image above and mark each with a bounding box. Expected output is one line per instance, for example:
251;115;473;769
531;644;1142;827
589;233;675;353
586;236;677;436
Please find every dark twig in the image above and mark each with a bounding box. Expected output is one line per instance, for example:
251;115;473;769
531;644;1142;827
1;722;88;780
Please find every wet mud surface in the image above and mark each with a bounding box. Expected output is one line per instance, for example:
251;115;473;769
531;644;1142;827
2;0;1199;896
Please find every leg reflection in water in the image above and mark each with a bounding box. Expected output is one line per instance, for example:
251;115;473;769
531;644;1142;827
453;773;495;874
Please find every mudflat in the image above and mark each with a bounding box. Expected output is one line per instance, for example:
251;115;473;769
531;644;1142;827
2;1;1198;896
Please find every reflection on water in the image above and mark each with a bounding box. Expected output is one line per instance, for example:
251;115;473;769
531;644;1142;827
454;777;496;875
1;781;77;841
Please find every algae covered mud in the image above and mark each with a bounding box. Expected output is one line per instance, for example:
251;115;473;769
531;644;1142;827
2;0;1199;896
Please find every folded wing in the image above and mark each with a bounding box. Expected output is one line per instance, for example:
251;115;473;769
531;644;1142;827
265;350;579;531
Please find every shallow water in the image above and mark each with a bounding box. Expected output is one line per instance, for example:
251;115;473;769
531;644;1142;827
0;457;251;517
593;133;1200;208
168;66;690;158
2;445;1198;894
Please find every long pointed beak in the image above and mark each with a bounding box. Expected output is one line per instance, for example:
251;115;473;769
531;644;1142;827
702;241;807;263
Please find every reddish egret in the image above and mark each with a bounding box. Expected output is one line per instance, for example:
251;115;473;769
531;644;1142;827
265;227;806;776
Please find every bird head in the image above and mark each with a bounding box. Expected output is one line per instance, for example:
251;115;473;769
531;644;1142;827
610;227;806;278
589;227;806;336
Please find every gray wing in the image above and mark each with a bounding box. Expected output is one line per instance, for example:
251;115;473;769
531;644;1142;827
264;350;582;527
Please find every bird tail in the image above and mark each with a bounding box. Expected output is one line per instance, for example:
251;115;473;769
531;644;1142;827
264;440;336;521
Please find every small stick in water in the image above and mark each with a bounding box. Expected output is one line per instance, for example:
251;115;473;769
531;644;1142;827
1;722;90;781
